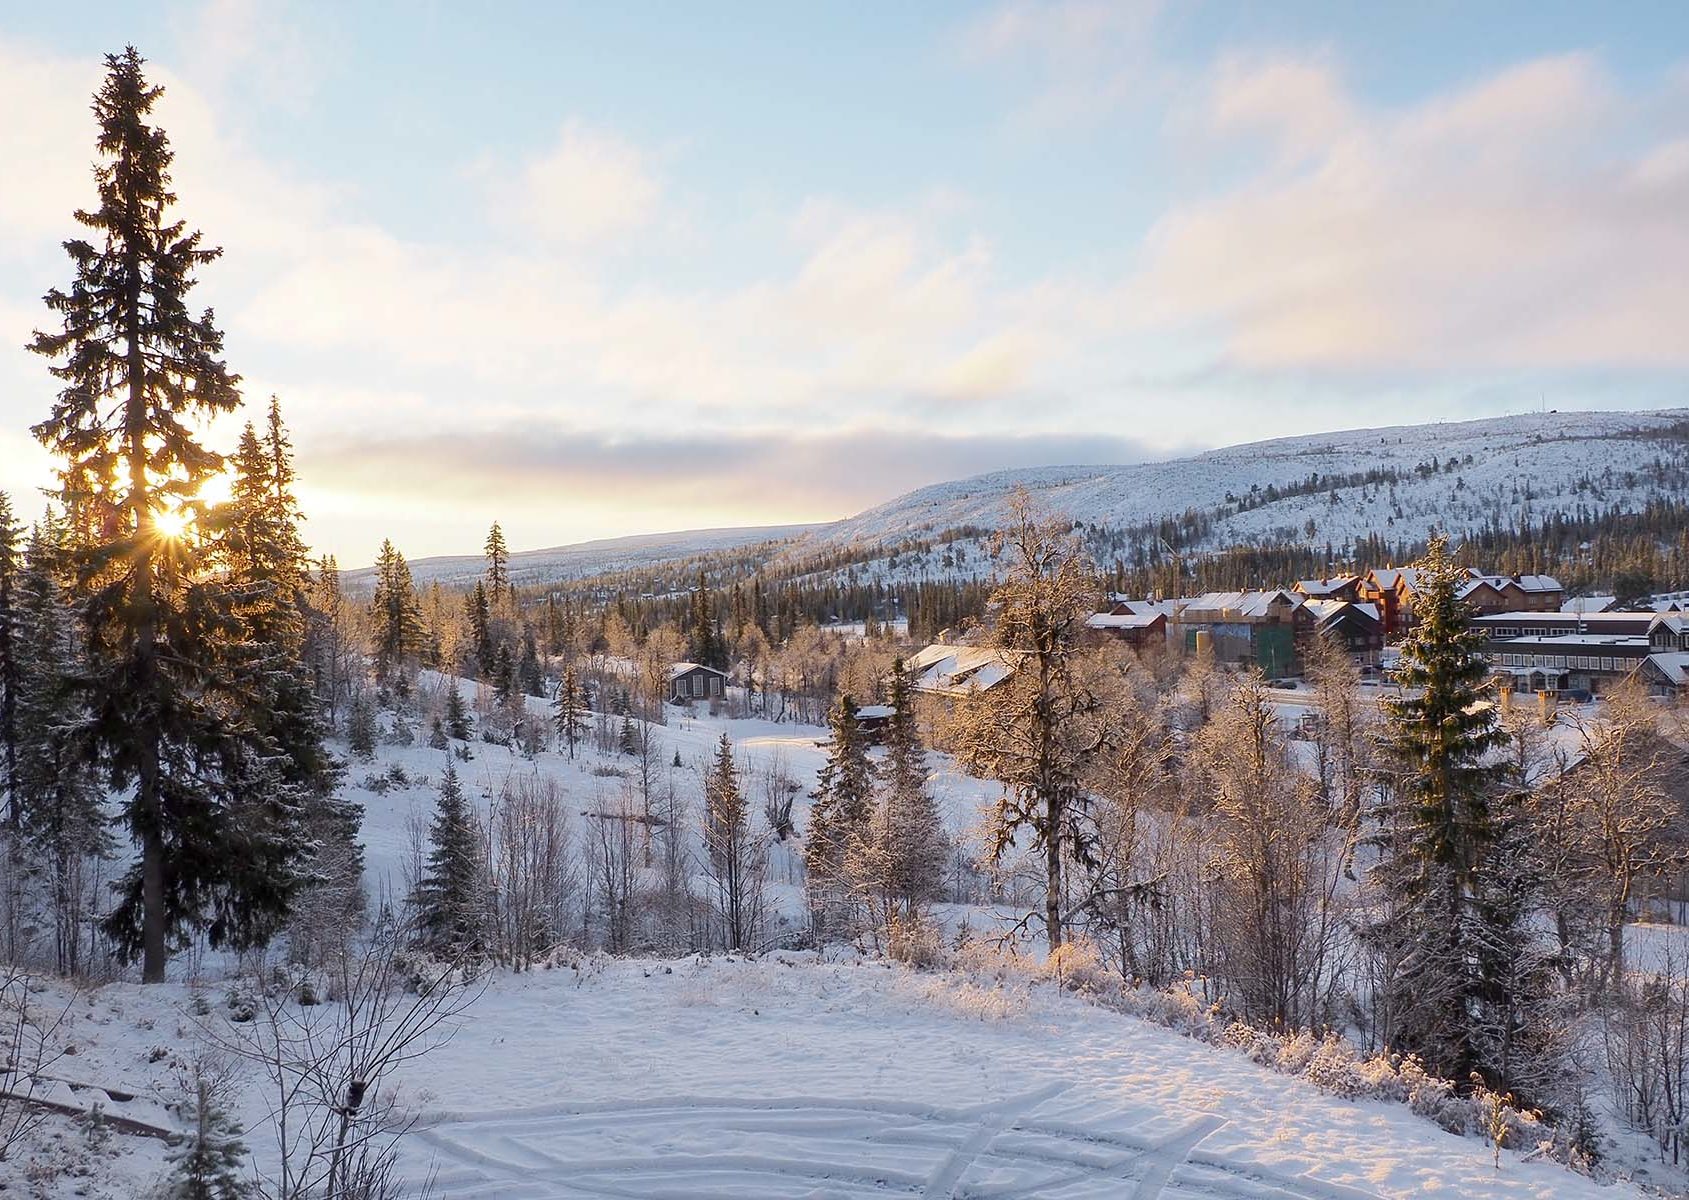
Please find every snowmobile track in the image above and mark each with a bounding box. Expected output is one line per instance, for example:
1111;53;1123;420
410;1084;1387;1199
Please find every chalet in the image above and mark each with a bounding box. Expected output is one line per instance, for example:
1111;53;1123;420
1292;576;1362;603
667;662;727;705
855;704;895;742
1458;573;1564;616
1174;589;1311;676
1084;608;1169;650
1301;599;1385;666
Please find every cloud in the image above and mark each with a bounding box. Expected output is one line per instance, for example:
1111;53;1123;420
483;119;663;243
304;424;1164;519
957;0;1166;126
1131;52;1689;369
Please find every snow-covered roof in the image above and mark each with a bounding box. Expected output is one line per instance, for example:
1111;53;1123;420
1654;614;1689;636
667;661;726;681
905;643;1018;696
1182;589;1303;619
1366;567;1423;591
854;704;894;720
1086;612;1164;630
1300;599;1381;628
1561;595;1618;614
1646;652;1689;686
1292;576;1358;596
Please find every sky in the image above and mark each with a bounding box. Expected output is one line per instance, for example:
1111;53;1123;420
3;1;1689;565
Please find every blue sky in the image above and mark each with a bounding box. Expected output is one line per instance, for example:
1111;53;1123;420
3;1;1688;563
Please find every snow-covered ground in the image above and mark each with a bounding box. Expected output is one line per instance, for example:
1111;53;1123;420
1;685;1674;1198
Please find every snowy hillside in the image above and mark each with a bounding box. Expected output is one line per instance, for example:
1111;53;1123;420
342;523;828;591
808;408;1689;556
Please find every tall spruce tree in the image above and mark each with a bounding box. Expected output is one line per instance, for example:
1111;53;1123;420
369;539;424;683
805;694;874;932
484;521;510;603
1368;532;1511;1086
464;581;493;677
863;658;947;920
28;47;294;980
411;763;484;958
0;492;19;822
553;661;588;760
220;405;362;954
703;733;754;951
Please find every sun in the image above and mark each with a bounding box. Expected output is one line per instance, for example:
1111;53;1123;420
153;508;192;540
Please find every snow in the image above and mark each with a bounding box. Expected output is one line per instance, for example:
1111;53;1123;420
769;409;1689;586
4;683;1668;1198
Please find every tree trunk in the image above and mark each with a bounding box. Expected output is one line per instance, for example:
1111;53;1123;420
1045;796;1063;951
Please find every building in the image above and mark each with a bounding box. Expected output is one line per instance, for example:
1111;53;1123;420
1174;589;1311;676
1458;573;1564;616
854;704;895;742
1562;595;1619;615
1358;567;1424;636
1481;611;1689;698
668;662;728;705
904;643;1018;699
1484;632;1652;696
1293;576;1362;603
1302;599;1385;666
1084;608;1169;650
1470;611;1655;641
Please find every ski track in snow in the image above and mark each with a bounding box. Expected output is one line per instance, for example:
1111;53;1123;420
409;1085;1386;1200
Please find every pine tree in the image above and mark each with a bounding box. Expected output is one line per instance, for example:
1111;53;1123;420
369;539;424;683
0;492;19;821
13;519;109;975
1368;532;1511;1087
806;695;875;933
553;661;588;760
346;695;377;760
218;406;361;956
492;641;516;707
686;570;724;669
518;630;544;697
28;48;293;980
443;685;471;741
703;734;755;951
464;582;493;677
858;659;947;922
165;1070;252;1199
411;763;484;958
484;521;510;603
618;711;638;756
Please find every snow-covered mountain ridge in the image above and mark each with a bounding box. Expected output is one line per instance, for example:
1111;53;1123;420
813;408;1689;555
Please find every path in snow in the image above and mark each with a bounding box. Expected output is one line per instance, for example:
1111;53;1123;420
413;1085;1385;1200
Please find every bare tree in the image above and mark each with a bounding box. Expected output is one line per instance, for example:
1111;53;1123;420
1193;676;1352;1029
947;489;1110;951
486;775;576;968
208;916;480;1200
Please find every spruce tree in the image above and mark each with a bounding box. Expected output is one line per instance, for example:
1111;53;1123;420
0;492;19;821
703;734;753;950
443;685;472;741
411;763;484;958
518;630;544;697
862;659;947;919
1369;532;1510;1087
165;1071;252;1200
464;581;493;676
553;661;588;760
14;519;109;975
369;539;424;683
219;406;361;953
805;695;874;933
484;521;510;603
28;47;293;980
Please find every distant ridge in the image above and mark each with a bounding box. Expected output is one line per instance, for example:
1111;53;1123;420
342;523;830;589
